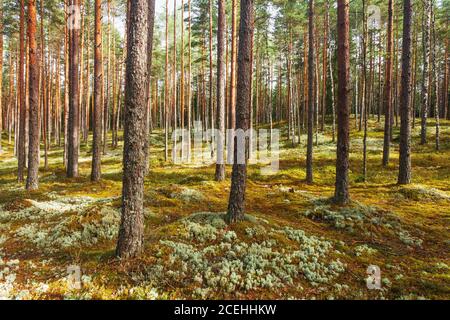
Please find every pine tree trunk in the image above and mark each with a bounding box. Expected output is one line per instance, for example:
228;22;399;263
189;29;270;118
179;0;185;161
306;0;315;184
420;0;431;145
26;0;39;190
64;1;69;167
226;0;253;224
0;0;3;154
172;0;177;156
18;0;26;182
144;0;155;173
91;0;103;182
227;0;237;164
67;0;80;178
382;0;394;166
215;0;226;181
321;1;329;133
398;0;413;185
40;0;48;170
334;0;350;204
164;0;169;161
431;7;439;151
116;0;149;259
361;0;368;182
187;0;192;160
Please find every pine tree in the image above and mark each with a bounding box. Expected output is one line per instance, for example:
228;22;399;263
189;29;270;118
334;0;350;204
398;0;413;185
26;0;39;190
116;0;149;258
226;0;254;224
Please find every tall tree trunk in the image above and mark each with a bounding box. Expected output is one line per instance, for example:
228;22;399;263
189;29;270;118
172;0;177;155
431;6;439;151
18;0;26;182
179;0;185;160
420;0;431;145
187;0;192;160
164;0;169;161
306;0;315;184
444;30;449;120
398;0;413;185
64;1;69;167
91;0;103;182
361;0;368;182
321;1;328;133
103;0;111;155
382;0;394;166
40;0;48;170
116;0;148;259
84;6;91;145
227;0;237;164
226;0;253;224
26;0;39;190
208;0;214;157
0;0;3;154
334;0;350;204
67;0;80;178
144;0;155;172
215;0;226;181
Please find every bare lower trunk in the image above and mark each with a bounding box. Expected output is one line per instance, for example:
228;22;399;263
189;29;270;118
226;0;253;224
26;0;39;190
382;0;394;166
334;0;350;204
398;0;412;185
420;0;431;145
67;0;80;178
306;0;315;184
116;0;148;259
215;0;226;181
91;0;103;182
18;0;26;182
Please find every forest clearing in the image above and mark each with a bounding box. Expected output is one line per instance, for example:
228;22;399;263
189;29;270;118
0;0;449;302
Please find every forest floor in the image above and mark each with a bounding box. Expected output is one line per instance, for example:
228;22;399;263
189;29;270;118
0;117;449;300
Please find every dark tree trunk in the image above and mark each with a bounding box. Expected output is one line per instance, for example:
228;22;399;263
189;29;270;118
226;0;253;224
382;0;394;167
67;0;80;178
215;0;226;181
398;0;413;185
26;0;39;190
91;0;103;182
334;0;350;205
116;0;148;259
306;0;315;184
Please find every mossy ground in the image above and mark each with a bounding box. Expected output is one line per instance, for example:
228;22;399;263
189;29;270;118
0;117;449;300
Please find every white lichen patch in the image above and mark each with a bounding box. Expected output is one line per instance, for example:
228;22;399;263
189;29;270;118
398;230;423;247
139;213;347;298
171;187;205;202
395;184;450;201
303;198;423;248
13;206;120;253
354;245;378;257
0;194;113;223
